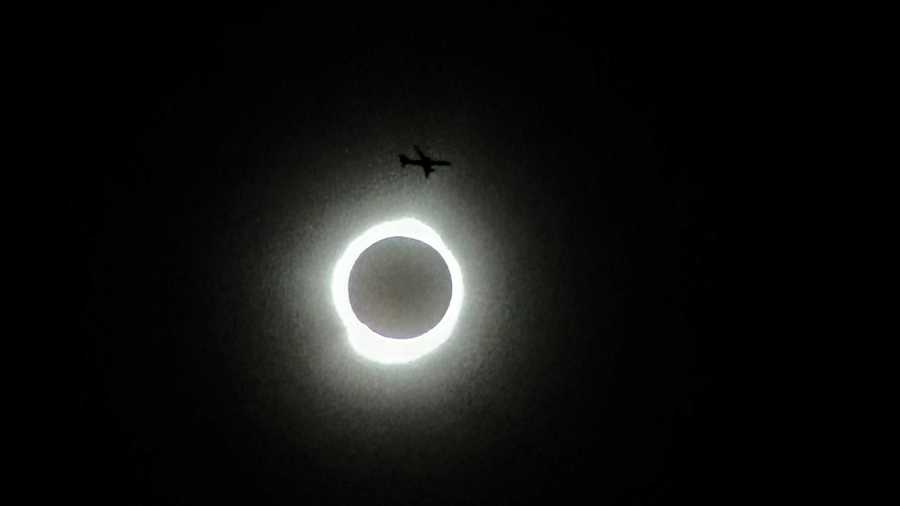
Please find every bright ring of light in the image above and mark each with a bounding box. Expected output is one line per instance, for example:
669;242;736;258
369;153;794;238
331;218;464;364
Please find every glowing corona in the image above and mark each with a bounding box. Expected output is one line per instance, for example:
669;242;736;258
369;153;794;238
331;218;464;364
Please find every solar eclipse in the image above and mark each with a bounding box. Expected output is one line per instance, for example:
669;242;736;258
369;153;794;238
331;218;464;364
78;8;719;503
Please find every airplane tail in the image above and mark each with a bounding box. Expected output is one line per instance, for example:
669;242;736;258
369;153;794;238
399;154;411;167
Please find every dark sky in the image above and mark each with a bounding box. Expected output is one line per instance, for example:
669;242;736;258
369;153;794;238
73;5;728;505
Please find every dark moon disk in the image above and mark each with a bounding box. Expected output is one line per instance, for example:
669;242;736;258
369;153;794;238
348;237;453;339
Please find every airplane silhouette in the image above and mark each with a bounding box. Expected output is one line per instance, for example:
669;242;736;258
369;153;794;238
399;145;451;178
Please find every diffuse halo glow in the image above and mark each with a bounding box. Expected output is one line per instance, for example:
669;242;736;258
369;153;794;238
331;218;464;364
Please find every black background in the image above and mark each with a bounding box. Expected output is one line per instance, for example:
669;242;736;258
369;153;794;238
71;4;731;504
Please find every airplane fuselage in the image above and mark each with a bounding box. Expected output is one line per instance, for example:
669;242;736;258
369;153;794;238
399;149;451;178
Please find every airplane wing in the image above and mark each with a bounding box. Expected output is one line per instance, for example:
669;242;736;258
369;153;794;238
414;145;426;159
